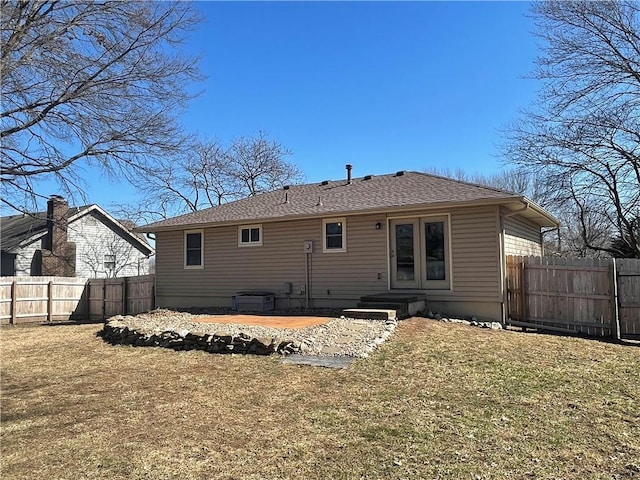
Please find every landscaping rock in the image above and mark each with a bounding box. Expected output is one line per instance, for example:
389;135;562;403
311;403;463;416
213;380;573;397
100;310;397;358
426;311;505;331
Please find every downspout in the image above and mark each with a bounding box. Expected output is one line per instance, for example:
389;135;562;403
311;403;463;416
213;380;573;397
304;249;311;310
540;227;560;256
499;215;506;325
146;232;157;308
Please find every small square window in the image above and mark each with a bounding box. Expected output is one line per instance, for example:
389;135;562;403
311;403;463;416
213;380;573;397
323;218;347;253
104;254;116;270
238;225;262;246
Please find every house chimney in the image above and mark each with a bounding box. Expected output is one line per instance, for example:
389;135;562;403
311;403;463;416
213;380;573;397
41;195;75;276
45;195;69;255
346;164;353;184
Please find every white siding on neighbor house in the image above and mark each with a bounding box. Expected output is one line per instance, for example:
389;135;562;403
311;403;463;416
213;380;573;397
14;238;42;276
67;212;150;278
503;214;543;257
155;205;506;320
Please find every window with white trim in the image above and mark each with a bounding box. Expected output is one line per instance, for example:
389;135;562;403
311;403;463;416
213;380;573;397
323;218;346;252
238;225;262;246
104;254;116;271
184;230;203;268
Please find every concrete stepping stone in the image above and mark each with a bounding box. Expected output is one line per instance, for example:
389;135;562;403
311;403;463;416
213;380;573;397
281;354;355;369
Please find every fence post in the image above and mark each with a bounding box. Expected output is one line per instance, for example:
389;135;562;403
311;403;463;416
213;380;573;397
122;277;128;315
520;260;527;325
47;280;53;323
10;280;17;325
86;280;91;321
611;258;621;341
504;256;511;326
102;279;107;321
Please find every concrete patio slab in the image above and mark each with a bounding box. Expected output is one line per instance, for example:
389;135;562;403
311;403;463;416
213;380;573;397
192;314;332;329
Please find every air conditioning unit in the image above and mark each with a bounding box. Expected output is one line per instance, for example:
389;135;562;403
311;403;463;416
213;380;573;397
233;291;275;312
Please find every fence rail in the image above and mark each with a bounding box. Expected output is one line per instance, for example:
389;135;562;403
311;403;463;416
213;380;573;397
506;256;639;340
0;275;155;325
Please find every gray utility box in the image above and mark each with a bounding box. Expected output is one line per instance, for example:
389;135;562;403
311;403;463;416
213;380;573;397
233;291;275;312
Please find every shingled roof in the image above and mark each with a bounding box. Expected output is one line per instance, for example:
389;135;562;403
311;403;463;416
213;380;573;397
0;207;87;251
1;205;152;253
141;171;558;232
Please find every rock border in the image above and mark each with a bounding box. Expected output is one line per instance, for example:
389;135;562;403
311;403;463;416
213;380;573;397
420;310;503;330
101;318;302;355
100;313;398;358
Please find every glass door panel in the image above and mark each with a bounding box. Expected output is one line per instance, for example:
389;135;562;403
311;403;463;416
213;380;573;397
390;220;419;288
420;217;450;289
425;221;446;280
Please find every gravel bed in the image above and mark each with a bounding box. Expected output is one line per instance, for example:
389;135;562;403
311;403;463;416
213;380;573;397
113;309;396;357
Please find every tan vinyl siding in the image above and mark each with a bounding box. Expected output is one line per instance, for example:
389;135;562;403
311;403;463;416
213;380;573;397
383;206;503;320
156;214;389;308
439;206;501;301
504;214;542;256
155;206;504;319
382;206;502;302
312;215;388;297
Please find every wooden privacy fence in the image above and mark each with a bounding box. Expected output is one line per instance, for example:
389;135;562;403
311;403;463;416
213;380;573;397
506;256;640;340
0;275;155;325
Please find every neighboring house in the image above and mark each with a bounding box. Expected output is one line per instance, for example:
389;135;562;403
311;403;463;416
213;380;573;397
140;169;558;322
1;196;154;278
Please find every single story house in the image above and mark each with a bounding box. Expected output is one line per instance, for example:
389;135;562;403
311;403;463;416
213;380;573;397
1;196;154;278
140;169;558;322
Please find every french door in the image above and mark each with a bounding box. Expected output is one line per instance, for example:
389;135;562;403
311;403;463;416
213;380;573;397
390;217;450;290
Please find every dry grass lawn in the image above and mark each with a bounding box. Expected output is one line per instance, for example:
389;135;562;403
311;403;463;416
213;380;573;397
1;318;639;480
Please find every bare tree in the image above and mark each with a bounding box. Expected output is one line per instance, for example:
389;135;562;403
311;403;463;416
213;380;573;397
1;1;201;212
115;132;304;224
610;216;640;257
226;131;302;196
424;166;609;256
424;166;548;206
503;1;640;258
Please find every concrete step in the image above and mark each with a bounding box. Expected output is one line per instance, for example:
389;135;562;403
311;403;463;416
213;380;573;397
357;302;408;318
360;293;426;303
342;308;397;321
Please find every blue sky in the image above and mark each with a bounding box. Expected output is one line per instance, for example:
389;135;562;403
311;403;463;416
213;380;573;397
32;1;541;213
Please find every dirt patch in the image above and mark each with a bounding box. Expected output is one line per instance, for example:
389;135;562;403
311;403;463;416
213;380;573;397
192;314;331;329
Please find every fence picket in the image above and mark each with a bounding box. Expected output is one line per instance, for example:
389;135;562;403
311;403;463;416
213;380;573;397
506;257;640;340
0;275;155;325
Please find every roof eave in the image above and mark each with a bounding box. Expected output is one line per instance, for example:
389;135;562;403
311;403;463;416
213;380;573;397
521;198;560;228
4;229;47;252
